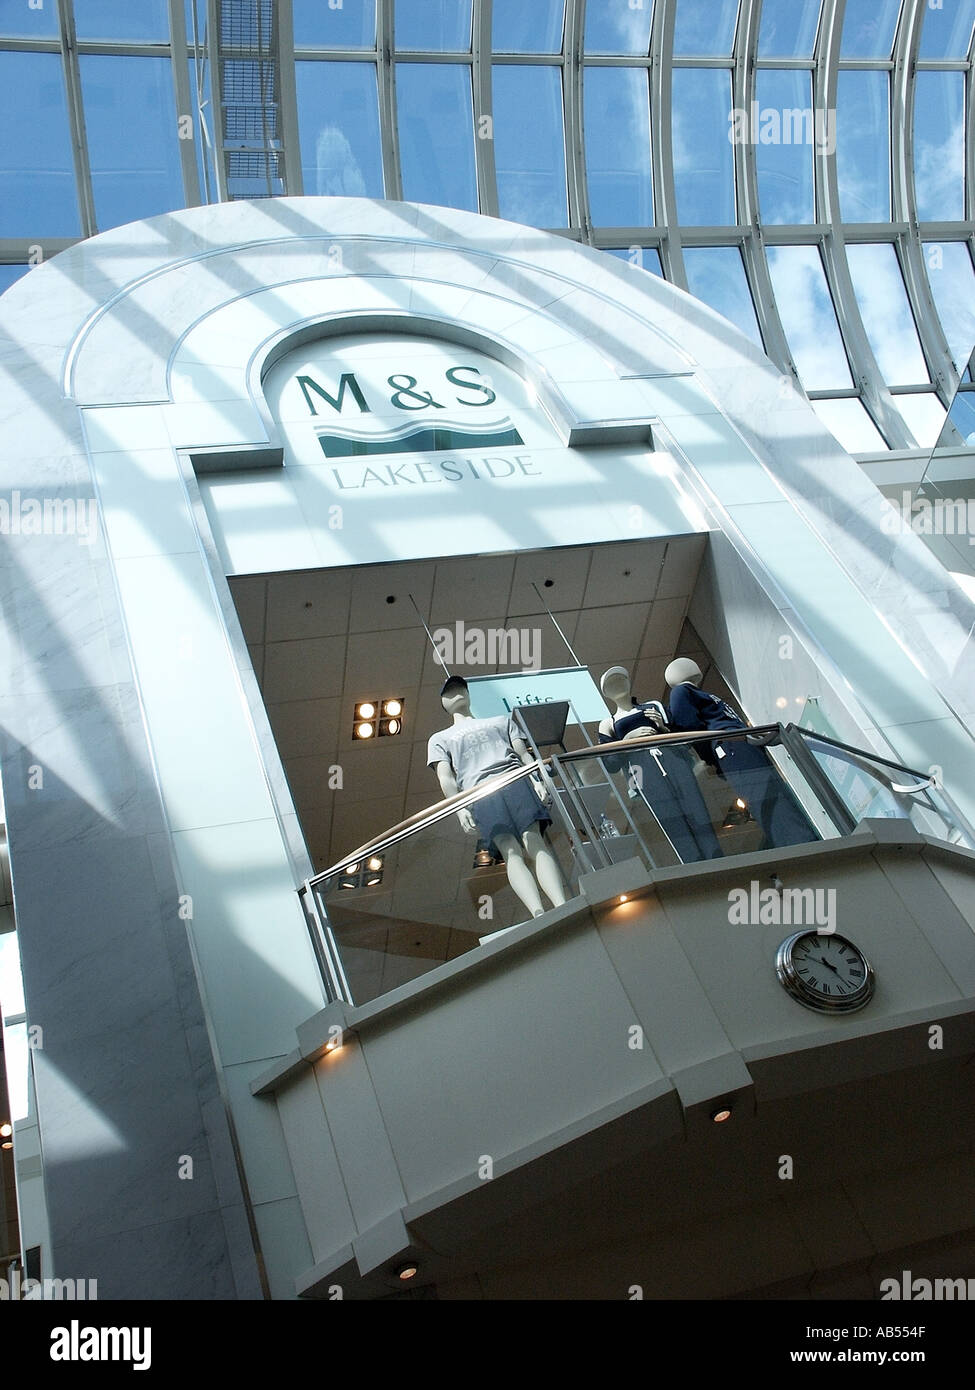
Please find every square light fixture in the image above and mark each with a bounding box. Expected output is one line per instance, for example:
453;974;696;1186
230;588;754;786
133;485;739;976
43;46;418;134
334;856;384;891
353;698;405;740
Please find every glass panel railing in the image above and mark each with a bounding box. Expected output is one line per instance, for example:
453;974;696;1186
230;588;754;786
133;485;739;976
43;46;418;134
554;727;825;869
787;727;975;849
300;724;975;1005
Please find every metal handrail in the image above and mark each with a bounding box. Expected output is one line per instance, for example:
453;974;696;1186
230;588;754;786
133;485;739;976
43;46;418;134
304;721;968;894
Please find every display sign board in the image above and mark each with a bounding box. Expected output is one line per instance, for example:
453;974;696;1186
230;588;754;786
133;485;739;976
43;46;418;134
466;667;606;725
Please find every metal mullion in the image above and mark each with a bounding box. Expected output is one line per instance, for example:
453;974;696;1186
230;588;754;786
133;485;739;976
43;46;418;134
74;43;172;57
735;0;793;369
0;39;61;52
563;0;587;236
837;58;894;71
754;57;816;70
277;0;302;195
807;387;859;399
0;238;78;261
915;59;971;72
591;229;666;248
169;0;201;207
967;24;975;223
761;223;833;241
816;0;914;446
472;0;497;217
393;53;473;65
892;0;958;401
205;0;227;201
490;53;563;66
650;0;683;284
56;0;96;238
377;0;401;200
840;222;909;240
917;221;975;236
279;49;380;62
680;226;749;247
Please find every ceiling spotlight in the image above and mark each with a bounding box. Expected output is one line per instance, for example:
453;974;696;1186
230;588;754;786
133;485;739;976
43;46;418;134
381;717;401;736
355;721;374;740
356;701;376;720
366;856;383;872
383;699;402;718
0;1141;11;1151
395;1262;418;1281
618;894;629;903
0;1122;11;1138
711;1107;733;1124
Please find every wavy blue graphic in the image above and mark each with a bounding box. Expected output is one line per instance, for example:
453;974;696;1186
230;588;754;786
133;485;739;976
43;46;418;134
316;418;524;459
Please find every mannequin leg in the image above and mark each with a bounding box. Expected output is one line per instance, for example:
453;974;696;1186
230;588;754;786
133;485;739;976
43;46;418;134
521;825;569;908
493;832;546;917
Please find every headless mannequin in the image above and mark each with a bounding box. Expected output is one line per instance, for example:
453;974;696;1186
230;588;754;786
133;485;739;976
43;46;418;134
431;682;568;919
598;666;723;862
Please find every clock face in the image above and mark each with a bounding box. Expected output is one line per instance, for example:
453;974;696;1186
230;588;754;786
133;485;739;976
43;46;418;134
775;932;875;1013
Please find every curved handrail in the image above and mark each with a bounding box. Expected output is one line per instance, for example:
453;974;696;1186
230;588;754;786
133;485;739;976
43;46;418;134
307;723;785;889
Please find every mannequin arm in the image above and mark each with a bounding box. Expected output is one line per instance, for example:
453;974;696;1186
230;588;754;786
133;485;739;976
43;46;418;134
434;759;477;832
510;733;552;805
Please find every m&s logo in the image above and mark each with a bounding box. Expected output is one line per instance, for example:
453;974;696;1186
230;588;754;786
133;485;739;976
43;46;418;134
296;365;498;416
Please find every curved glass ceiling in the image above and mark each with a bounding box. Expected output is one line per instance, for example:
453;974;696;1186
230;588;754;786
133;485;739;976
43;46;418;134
1;0;973;457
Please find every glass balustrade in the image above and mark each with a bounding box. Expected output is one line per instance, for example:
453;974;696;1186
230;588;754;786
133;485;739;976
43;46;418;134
300;724;975;1006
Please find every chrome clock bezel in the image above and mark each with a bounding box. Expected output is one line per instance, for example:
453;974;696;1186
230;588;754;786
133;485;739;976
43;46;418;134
775;931;875;1014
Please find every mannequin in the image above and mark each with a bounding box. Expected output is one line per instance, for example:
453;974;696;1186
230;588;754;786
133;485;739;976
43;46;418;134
598;666;723;862
664;658;815;849
427;675;569;918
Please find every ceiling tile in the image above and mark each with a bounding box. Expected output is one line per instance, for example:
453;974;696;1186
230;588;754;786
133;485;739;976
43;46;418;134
573;604;650;668
655;535;708;600
582;538;668;608
333;738;413;805
508;548;591;615
430;553;515;621
639;597;690;660
266;696;343;759
266;568;352;641
263;634;347;703
229;575;266;643
345;627;426;690
347;561;436;632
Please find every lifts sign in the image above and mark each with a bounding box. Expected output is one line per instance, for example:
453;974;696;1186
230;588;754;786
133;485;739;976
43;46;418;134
292;361;539;489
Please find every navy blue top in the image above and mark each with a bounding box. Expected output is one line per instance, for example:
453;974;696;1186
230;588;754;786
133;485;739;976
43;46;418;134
598;700;668;773
667;683;744;733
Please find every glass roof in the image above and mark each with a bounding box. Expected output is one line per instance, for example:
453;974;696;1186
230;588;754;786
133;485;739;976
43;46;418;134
0;0;973;456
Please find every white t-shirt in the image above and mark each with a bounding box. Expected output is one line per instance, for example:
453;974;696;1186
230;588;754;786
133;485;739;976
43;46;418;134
427;715;521;790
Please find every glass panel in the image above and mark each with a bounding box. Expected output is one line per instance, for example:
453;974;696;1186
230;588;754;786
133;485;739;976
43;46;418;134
811;398;888;453
296;61;383;197
846;243;929;386
758;0;822;57
584;0;654;55
893;392;948;446
74;0;170;41
766;245;853;390
584;67;653;226
947;388;975;443
0;52;81;237
840;0;901;58
0;265;27;295
923;242;975;371
797;731;974;847
81;56;184;230
395;0;472;52
754;70;816;225
913;71;965;223
672;68;735;224
493;66;567;227
683;246;763;348
0;0;58;37
293;0;376;49
492;0;564;53
673;0;739;55
185;0;204;44
605;246;664;276
919;0;975;58
836;70;890;221
397;63;477;210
